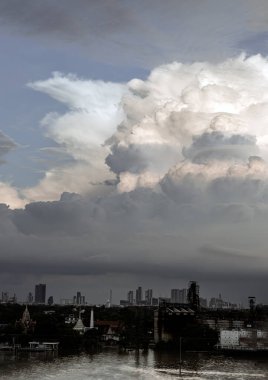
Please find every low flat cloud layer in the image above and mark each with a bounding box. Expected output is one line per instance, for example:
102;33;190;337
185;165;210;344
2;55;268;302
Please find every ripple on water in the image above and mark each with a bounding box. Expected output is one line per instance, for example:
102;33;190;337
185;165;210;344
0;350;268;380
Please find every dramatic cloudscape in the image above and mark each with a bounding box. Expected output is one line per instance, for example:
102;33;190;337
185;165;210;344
1;1;268;304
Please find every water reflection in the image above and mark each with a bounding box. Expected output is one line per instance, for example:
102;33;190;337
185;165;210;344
0;351;58;377
153;350;268;379
0;349;268;379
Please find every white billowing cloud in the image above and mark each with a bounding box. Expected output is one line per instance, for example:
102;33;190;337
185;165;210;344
4;54;268;208
7;54;268;206
28;72;126;153
0;182;25;209
0;132;26;208
22;163;102;203
106;54;268;195
22;73;127;202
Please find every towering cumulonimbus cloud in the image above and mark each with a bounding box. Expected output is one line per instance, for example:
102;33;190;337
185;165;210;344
3;54;268;208
3;56;268;299
0;53;264;206
105;54;268;196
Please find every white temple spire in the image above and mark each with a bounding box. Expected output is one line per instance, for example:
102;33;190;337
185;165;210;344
90;308;94;329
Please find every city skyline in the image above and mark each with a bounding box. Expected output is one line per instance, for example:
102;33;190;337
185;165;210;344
0;282;249;309
1;1;268;302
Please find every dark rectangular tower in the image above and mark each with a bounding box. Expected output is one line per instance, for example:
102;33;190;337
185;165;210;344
35;283;46;304
136;286;142;305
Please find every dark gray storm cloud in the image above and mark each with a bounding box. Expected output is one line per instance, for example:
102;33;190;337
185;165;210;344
0;0;130;40
1;0;268;66
1;161;268;304
106;144;147;174
106;143;179;175
183;132;257;163
0;181;267;299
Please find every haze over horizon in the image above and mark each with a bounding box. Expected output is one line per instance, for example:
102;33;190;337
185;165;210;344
1;0;268;304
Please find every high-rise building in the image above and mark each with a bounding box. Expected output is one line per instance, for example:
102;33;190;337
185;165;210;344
73;291;85;305
127;290;134;305
76;292;81;305
136;286;142;305
179;289;188;303
187;281;200;309
171;288;188;303
35;284;46;304
145;289;153;305
27;292;33;304
171;289;180;303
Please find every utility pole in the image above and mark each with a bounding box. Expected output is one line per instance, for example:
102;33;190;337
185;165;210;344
179;336;182;376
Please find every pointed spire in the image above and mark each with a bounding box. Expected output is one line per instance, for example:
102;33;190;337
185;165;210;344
73;316;85;332
22;304;30;324
90;308;94;329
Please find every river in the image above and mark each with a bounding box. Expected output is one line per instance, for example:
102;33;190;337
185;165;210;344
1;349;268;379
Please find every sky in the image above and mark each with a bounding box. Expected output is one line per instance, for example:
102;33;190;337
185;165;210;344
2;0;268;304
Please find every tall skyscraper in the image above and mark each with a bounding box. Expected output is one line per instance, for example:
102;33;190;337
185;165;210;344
35;284;46;304
171;288;188;303
171;289;180;303
187;281;200;309
127;290;134;304
76;291;81;305
179;289;188;303
145;289;153;305
136;286;142;305
27;292;33;304
73;291;85;305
